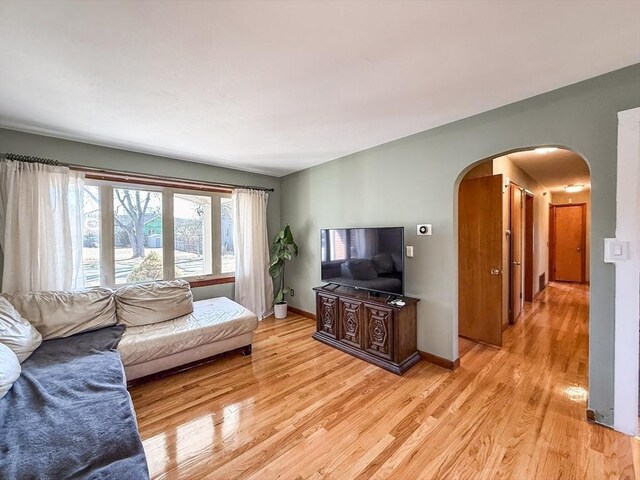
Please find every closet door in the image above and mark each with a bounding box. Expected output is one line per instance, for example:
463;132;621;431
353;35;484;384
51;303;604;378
510;184;524;323
458;174;504;347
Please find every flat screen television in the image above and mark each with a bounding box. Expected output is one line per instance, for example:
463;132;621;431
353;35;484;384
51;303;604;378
320;227;404;296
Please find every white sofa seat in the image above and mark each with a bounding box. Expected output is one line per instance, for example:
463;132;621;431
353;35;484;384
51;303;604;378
118;297;258;379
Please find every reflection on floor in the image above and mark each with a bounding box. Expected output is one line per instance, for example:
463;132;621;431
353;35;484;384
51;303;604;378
130;282;639;479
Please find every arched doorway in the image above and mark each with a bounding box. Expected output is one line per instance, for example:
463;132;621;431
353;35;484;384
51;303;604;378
455;146;591;355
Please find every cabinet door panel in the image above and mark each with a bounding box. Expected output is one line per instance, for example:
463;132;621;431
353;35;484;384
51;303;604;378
338;299;362;348
363;304;394;360
317;293;338;338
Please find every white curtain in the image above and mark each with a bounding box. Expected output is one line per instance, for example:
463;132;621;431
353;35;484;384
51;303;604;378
232;189;273;319
352;228;378;258
0;160;85;293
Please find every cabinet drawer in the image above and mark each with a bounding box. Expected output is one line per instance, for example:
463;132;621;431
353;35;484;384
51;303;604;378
338;299;363;348
363;304;394;360
317;293;338;338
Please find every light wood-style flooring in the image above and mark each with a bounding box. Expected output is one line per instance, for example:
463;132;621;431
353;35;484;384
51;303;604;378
130;282;640;479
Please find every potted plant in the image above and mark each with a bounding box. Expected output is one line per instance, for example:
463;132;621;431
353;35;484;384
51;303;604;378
269;224;299;319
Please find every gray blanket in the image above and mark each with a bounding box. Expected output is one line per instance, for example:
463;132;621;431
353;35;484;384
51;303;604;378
0;325;149;479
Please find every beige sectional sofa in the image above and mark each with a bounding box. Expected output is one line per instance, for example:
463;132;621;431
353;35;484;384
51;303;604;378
119;294;258;381
1;279;259;382
1;279;257;478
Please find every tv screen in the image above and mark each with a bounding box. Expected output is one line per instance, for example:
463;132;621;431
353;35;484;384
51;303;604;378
320;227;404;295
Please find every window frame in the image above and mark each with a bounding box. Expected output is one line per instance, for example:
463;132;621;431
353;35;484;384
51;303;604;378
84;177;235;288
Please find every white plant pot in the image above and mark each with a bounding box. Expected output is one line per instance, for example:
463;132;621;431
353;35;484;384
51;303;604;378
274;302;288;319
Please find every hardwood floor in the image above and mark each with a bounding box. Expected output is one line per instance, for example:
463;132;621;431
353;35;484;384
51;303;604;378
130;282;640;479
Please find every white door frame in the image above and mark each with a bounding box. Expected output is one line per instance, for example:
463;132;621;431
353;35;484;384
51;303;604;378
613;107;640;436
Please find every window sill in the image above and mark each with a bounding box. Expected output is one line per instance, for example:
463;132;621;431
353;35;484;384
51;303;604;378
187;276;235;288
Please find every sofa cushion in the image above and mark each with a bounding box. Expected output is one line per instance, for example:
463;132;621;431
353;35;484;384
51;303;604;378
0;343;21;400
115;279;194;327
118;297;258;366
345;259;379;281
0;297;42;362
1;288;116;340
372;253;395;274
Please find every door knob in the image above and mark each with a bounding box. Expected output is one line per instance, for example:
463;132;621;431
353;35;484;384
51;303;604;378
490;268;501;275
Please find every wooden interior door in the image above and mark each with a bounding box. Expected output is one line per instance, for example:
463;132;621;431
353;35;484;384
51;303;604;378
510;184;524;323
524;193;534;302
458;174;503;347
551;204;585;282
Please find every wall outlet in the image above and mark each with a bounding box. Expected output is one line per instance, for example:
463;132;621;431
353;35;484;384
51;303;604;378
289;288;295;297
417;224;432;236
406;245;414;257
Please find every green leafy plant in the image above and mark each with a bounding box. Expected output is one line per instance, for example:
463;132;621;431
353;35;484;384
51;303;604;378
269;224;299;305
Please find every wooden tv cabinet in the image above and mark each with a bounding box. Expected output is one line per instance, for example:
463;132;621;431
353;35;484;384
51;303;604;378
312;286;420;375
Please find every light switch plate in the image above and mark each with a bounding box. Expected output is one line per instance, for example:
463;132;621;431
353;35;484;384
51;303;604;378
406;246;414;257
604;238;630;263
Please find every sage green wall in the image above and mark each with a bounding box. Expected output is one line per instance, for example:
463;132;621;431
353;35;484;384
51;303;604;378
1;66;638;426
0;128;281;300
281;64;640;426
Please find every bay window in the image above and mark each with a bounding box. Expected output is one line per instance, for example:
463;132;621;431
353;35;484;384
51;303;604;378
81;179;234;287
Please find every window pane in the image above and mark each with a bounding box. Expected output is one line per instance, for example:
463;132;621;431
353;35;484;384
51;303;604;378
329;229;347;261
174;194;212;278
113;188;163;284
221;197;235;274
82;185;101;287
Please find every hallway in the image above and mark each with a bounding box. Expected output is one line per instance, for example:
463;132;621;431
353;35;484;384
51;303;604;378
460;281;637;478
132;282;639;479
461;281;590;364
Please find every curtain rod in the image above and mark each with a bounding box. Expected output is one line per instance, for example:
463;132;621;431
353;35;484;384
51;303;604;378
1;153;275;192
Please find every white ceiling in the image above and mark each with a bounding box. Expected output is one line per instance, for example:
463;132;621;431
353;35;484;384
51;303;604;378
1;1;639;177
506;149;591;192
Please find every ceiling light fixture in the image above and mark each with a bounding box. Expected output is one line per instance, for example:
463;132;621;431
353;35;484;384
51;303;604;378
535;147;558;154
564;184;584;193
